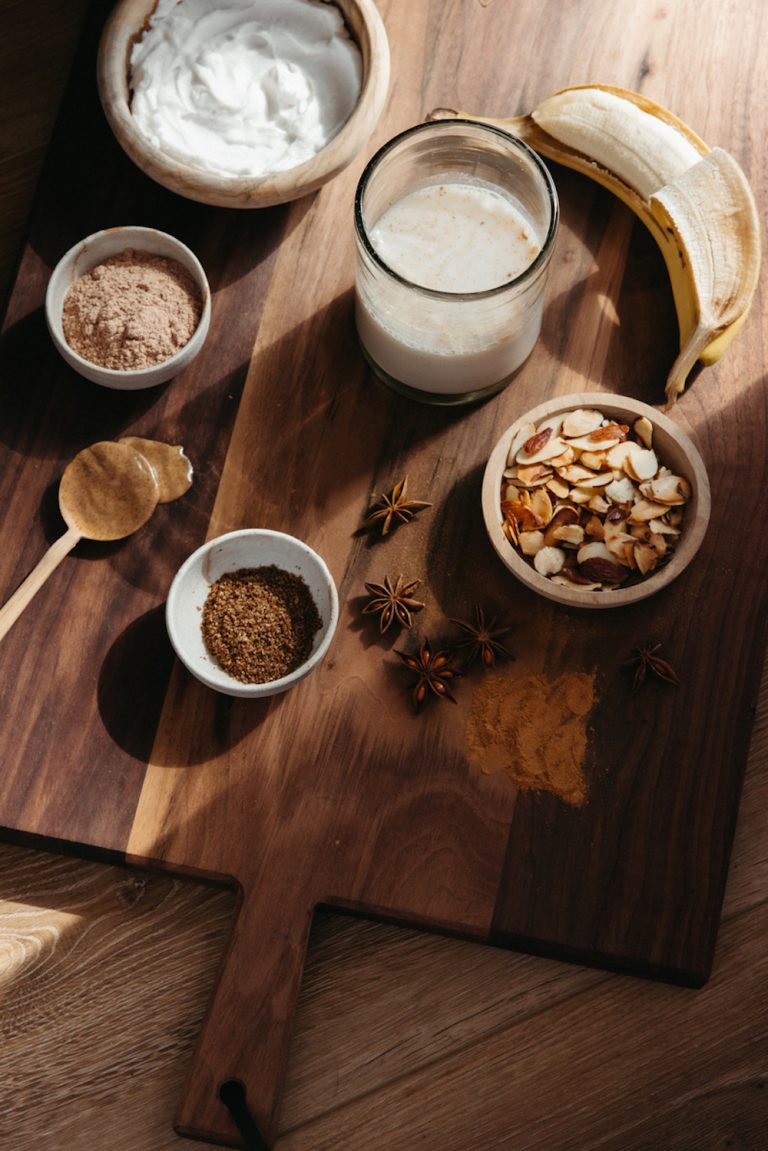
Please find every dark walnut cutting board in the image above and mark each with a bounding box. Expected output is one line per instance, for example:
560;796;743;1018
1;0;765;1146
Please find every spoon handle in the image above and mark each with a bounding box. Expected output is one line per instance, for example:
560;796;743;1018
0;525;83;643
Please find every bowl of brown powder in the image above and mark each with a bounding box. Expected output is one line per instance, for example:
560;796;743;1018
45;225;210;389
166;529;339;698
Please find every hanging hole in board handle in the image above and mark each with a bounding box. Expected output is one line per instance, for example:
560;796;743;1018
219;1079;271;1151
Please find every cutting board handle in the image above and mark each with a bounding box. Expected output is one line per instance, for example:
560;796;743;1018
173;891;316;1148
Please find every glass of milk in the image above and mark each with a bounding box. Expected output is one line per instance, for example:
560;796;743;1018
354;120;559;404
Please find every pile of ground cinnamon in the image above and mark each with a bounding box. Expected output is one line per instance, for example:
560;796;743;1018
465;667;596;806
62;248;201;370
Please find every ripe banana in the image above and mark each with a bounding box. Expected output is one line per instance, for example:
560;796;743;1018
430;85;761;406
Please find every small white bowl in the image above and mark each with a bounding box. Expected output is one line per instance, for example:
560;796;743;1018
482;392;711;609
166;529;339;698
45;225;211;389
97;0;390;209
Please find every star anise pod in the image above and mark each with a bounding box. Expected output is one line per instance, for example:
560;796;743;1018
361;476;432;537
625;642;680;692
449;606;514;669
395;637;459;711
362;574;425;633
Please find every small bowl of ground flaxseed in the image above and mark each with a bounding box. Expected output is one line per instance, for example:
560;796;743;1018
45;225;210;389
166;529;339;698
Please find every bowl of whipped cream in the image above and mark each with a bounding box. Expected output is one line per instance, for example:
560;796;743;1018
97;0;390;208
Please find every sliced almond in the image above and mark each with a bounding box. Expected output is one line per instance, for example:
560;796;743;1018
606;441;639;470
640;474;692;505
546;476;571;500
648;532;670;556
604;514;630;539
507;422;537;465
576;540;615;565
568;423;628;451
628;498;672;523
604;521;634;558
515;505;544;531
575;471;613;489
624;447;659;482
634;542;660;575
519;529;545;556
579;450;608;472
517;433;568;466
557;464;599;485
533;545;566;576
529;488;554;524
561;408;604;437
584;514;605;539
578;555;627;584
552;523;585;547
605;476;637;505
551;573;603;591
502;518;519;545
516;463;553;488
542;509;573;546
633;416;654;450
550;503;581;524
649;518;680;537
546;446;576;468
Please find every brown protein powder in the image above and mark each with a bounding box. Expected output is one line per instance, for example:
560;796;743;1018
201;566;323;684
61;248;202;371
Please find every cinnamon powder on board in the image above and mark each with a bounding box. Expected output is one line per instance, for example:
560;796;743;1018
465;667;596;806
62;248;202;370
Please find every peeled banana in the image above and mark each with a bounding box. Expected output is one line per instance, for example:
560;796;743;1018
430;85;761;406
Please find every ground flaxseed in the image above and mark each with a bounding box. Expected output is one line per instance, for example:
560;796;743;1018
201;565;322;685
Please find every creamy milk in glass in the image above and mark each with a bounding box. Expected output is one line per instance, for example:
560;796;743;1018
354;121;559;404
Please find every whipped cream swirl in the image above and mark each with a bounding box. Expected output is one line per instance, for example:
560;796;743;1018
129;0;363;178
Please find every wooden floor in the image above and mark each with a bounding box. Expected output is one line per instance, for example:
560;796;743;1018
0;2;766;1149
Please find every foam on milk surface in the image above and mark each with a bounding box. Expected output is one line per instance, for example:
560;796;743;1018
369;181;541;293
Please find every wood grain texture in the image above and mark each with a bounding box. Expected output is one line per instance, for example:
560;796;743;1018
1;0;767;1148
0;842;236;1151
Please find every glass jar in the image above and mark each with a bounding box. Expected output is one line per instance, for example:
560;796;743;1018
354;119;559;405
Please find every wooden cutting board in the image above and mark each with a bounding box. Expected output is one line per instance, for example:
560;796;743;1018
0;0;765;1146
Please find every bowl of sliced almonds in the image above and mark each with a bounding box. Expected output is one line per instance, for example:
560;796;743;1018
482;392;711;608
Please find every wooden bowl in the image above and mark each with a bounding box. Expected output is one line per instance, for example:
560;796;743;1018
97;0;391;208
482;392;711;609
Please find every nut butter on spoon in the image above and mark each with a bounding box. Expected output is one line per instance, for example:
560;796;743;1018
119;437;193;502
0;441;159;643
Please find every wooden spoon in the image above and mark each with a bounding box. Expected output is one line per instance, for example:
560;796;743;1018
0;441;159;642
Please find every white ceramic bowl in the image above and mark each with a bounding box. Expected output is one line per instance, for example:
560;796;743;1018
166;529;339;698
97;0;391;209
482;392;711;609
45;225;211;389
